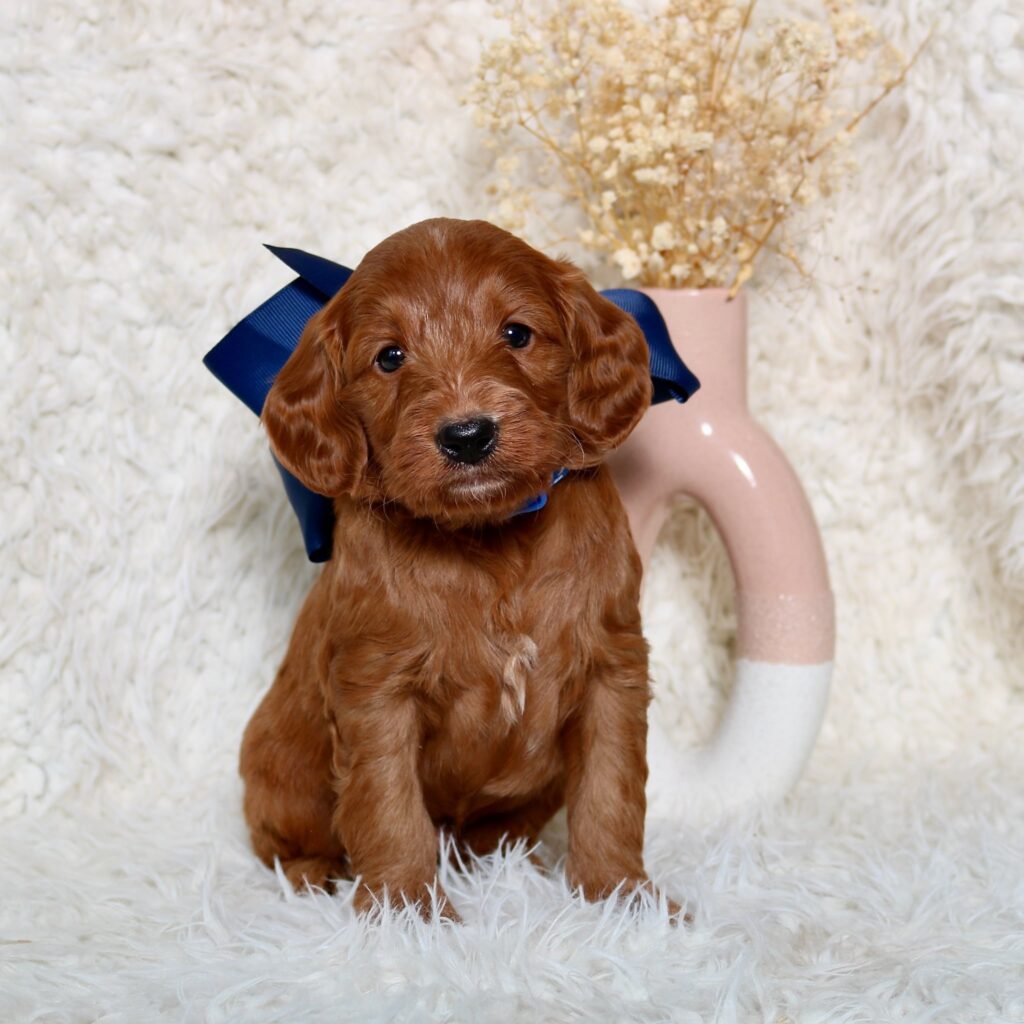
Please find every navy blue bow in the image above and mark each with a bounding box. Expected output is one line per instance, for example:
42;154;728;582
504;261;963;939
204;246;700;562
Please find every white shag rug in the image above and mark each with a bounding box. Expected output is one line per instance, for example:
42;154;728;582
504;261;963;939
2;1;1023;1021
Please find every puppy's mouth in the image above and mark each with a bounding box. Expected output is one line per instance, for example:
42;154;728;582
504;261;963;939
443;466;521;504
447;477;507;498
438;462;551;520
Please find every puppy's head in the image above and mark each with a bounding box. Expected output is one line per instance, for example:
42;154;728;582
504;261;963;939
262;218;651;529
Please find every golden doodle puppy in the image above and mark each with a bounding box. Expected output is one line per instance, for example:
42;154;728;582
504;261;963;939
241;217;674;920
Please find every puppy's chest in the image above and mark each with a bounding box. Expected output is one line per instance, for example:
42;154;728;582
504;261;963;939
418;558;591;743
421;620;563;808
378;486;630;789
427;596;564;724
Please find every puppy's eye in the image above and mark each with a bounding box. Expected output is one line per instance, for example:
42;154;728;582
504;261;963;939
375;346;405;373
502;323;532;349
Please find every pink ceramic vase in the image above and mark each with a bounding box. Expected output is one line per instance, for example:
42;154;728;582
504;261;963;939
607;288;835;820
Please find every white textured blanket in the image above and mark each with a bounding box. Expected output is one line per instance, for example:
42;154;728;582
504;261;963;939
2;1;1022;1020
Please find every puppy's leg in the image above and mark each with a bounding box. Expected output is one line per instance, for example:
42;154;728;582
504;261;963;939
329;685;457;921
240;661;349;893
560;628;672;908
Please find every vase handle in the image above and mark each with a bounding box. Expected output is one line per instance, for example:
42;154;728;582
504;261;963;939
608;397;835;821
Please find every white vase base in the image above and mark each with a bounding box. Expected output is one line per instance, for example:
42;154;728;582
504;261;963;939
646;658;833;824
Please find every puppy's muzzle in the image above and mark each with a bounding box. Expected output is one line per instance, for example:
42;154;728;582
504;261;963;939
436;416;499;465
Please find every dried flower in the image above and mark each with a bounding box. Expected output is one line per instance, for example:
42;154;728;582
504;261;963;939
468;0;921;291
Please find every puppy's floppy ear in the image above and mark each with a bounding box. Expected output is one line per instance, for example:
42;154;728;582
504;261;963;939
261;308;368;497
555;262;652;468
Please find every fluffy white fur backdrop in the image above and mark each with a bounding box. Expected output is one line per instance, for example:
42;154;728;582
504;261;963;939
2;0;1022;1020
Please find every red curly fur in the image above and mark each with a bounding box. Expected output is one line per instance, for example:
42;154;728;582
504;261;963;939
241;217;666;919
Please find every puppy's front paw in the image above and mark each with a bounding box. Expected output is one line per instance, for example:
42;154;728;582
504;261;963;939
282;856;349;894
566;865;689;924
645;884;690;924
353;879;462;923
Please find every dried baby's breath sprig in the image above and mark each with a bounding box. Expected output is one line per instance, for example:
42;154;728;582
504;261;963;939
468;0;921;293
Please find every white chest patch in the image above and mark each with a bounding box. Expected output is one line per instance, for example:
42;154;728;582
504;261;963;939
499;634;538;726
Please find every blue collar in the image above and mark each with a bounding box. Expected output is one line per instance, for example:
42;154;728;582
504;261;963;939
205;245;699;562
509;466;571;518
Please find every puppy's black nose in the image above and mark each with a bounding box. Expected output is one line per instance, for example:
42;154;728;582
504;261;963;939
436;417;498;464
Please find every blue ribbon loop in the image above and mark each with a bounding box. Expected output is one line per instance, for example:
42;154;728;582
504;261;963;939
204;247;700;562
